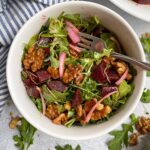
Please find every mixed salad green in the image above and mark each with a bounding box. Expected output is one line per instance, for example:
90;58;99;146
21;12;136;127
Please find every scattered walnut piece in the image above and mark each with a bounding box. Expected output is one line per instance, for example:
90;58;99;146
135;117;150;134
91;105;111;121
47;66;59;79
9;116;21;129
62;64;83;85
129;133;139;146
23;47;45;72
45;104;60;120
76;105;83;118
53;113;68;125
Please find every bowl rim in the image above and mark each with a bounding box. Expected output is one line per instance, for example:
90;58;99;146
109;0;150;22
6;1;146;140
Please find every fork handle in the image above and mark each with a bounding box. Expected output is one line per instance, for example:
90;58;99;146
111;52;150;71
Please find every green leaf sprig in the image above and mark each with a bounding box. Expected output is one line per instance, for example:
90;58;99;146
108;114;138;150
141;89;150;103
55;144;81;150
13;118;36;150
140;33;150;53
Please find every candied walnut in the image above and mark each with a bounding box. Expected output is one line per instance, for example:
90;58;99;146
91;105;111;121
62;64;83;85
102;56;111;64
113;61;127;75
84;99;97;113
23;47;45;72
135;117;150;134
96;103;104;111
126;73;132;81
76;105;83;118
74;73;84;86
101;105;112;117
47;66;59;79
91;110;102;121
64;101;71;111
84;99;103;113
45;104;60;120
53;113;68;125
9;116;21;129
129;133;139;146
69;48;79;57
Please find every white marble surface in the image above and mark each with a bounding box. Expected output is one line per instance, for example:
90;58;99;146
1;0;150;150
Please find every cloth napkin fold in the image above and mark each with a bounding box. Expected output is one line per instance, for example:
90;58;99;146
0;0;72;114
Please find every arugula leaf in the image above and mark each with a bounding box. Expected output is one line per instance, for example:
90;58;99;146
141;89;150;103
55;145;81;150
13;118;36;150
21;71;28;81
49;48;59;68
42;85;68;104
101;33;120;51
59;12;102;33
94;49;112;64
147;71;150;77
58;13;88;30
104;96;127;110
64;118;76;128
81;78;100;100
108;114;138;150
140;33;150;53
25;34;38;49
104;81;133;110
86;16;101;33
36;98;42;112
75;145;81;150
55;145;64;150
49;18;66;37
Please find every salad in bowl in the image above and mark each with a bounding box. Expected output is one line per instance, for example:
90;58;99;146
21;12;136;127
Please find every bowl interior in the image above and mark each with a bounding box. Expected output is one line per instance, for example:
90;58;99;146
7;1;145;140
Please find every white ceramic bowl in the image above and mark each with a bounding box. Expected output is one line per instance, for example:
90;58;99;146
7;1;146;140
109;0;150;22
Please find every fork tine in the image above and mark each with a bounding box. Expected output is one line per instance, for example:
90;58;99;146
79;32;99;41
79;32;94;40
77;42;91;50
80;37;92;46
